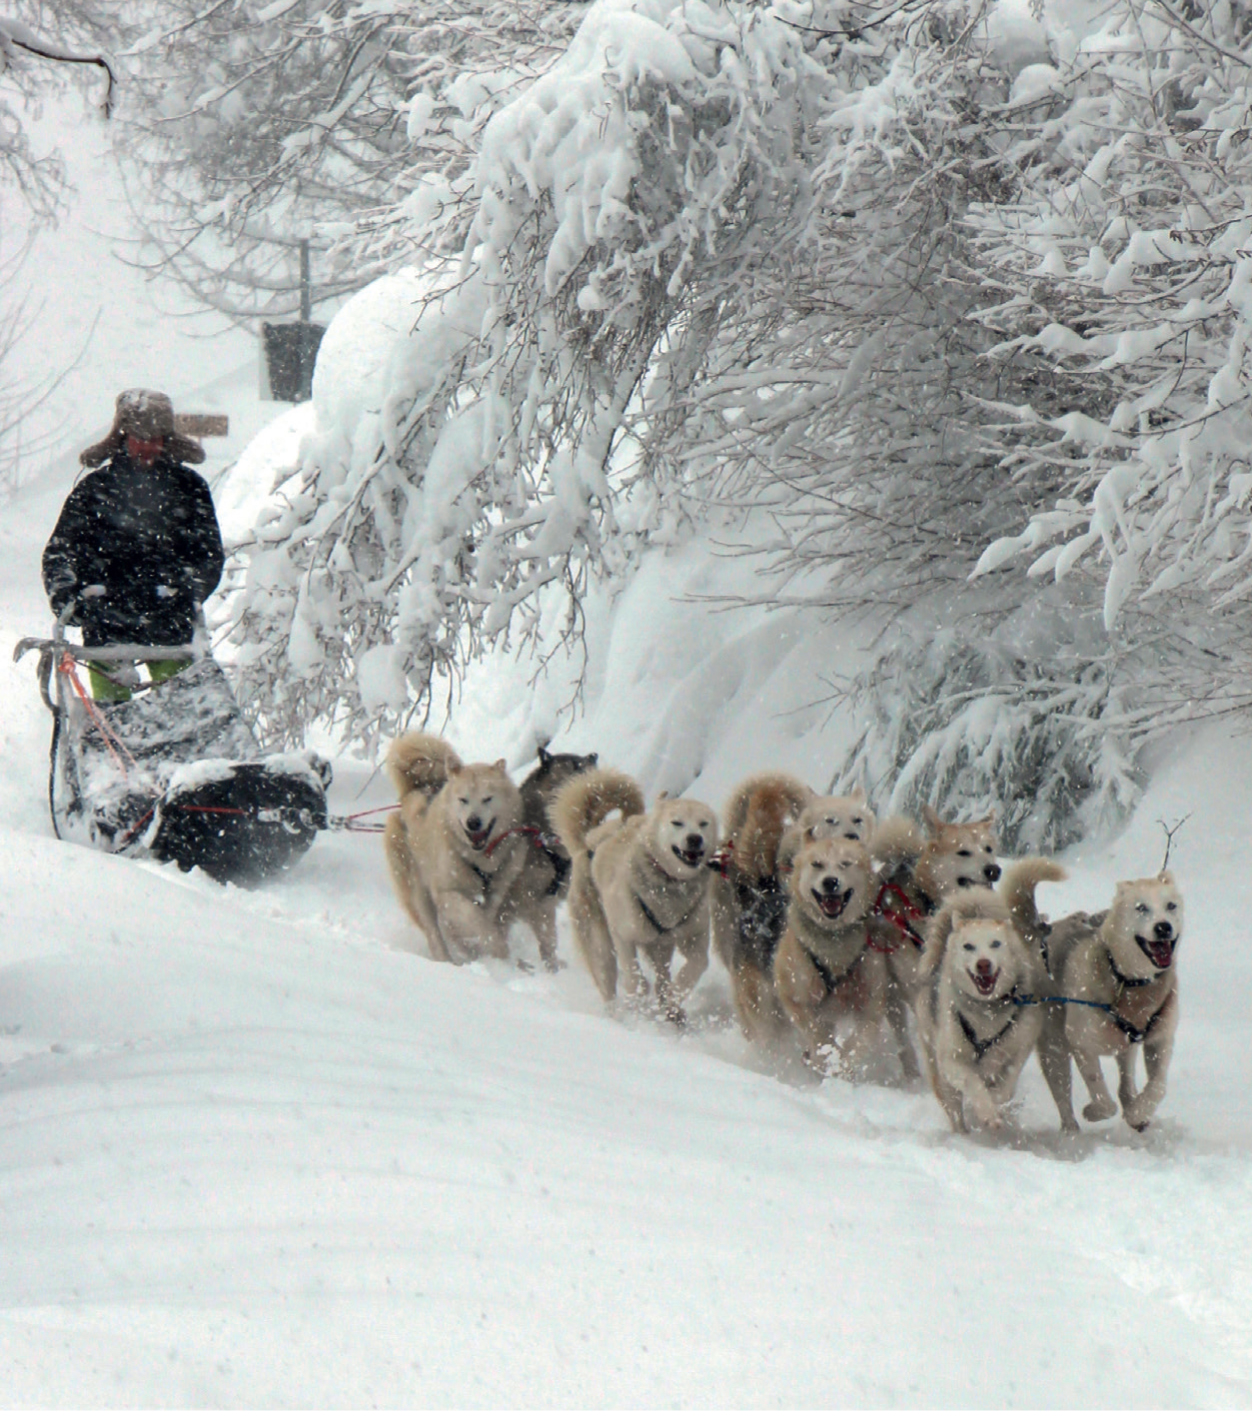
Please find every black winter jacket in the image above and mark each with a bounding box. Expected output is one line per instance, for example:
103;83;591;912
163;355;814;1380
42;451;225;648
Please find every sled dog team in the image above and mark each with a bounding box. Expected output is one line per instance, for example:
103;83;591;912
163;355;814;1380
384;736;1184;1137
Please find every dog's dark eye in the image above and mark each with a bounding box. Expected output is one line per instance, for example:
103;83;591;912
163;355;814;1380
1166;901;1178;911
963;942;976;951
984;845;995;853
671;820;683;828
852;817;863;826
1135;902;1150;914
458;797;469;805
990;939;1002;949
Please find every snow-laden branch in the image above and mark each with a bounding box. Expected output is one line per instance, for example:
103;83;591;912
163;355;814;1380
0;17;116;115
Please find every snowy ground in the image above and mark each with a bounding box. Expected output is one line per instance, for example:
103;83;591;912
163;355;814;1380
0;77;1248;1413
1;447;1249;1406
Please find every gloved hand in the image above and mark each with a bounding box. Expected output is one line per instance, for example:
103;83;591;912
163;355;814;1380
82;584;107;599
155;585;177;600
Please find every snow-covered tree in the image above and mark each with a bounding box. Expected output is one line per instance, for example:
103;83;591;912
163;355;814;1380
120;1;589;321
0;5;116;220
219;0;834;749
218;0;1249;850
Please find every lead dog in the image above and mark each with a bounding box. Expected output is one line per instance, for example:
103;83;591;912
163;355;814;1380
915;874;1055;1132
383;732;528;965
772;837;898;1076
1008;866;1185;1132
552;768;717;1025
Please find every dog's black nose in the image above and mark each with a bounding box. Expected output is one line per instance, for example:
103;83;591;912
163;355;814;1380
844;831;859;840
984;863;1001;883
466;815;482;832
685;833;704;852
1154;920;1174;940
820;876;840;895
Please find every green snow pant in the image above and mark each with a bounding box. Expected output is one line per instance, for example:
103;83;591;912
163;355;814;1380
88;658;190;703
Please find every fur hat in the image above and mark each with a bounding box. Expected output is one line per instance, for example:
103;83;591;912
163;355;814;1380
79;388;206;467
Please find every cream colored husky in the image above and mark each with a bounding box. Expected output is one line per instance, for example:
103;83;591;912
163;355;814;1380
772;836;898;1076
776;784;876;873
552;768;717;1025
915;877;1053;1133
383;732;527;965
1008;866;1185;1132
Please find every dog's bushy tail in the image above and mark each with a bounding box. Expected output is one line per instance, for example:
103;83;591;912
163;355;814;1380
385;732;463;802
1000;857;1067;955
550;768;645;856
869;814;927;870
722;772;812;878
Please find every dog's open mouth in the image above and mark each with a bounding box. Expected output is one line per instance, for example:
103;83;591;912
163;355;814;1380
968;966;1001;997
813;886;854;920
956;876;977;890
1136;934;1176;970
672;844;705;868
465;819;496;852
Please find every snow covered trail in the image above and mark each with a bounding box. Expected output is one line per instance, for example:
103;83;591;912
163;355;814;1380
0;468;1249;1406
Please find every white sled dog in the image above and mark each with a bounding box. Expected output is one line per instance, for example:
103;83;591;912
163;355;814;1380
870;806;1005;1081
772;836;899;1076
775;784;876;873
383;732;528;965
712;771;815;1046
552;768;717;1025
1008;866;1185;1133
914;867;1058;1133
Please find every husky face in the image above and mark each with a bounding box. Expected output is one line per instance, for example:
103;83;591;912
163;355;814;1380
1108;872;1184;973
449;761;516;853
792;838;874;926
651;798;716;877
799;789;877;847
947;916;1028;1002
921;809;1001;896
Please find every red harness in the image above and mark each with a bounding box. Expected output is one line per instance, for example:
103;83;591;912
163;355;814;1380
869;881;928;952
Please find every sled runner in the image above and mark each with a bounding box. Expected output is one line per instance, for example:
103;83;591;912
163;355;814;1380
15;621;331;886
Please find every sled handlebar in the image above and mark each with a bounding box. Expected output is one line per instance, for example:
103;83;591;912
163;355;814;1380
14;638;197;665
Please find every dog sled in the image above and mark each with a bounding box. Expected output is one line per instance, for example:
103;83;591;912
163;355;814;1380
15;618;332;887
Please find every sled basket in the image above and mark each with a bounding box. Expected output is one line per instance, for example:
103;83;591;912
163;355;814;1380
15;628;331;887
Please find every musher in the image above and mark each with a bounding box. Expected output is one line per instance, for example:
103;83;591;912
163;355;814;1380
41;389;224;702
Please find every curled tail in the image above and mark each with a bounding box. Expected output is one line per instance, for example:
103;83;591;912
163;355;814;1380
550;767;645;857
385;731;463;802
722;772;813;878
1000;857;1067;954
869;814;927;870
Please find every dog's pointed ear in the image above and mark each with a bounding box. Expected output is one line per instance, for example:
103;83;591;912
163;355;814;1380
923;803;944;833
494;758;507;772
1158;869;1176;887
848;783;867;804
537;741;552;767
655;790;670;804
587;752;599;766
